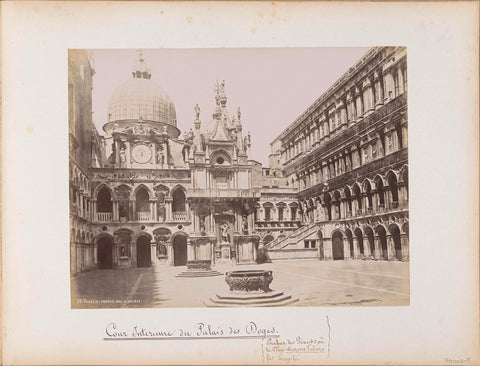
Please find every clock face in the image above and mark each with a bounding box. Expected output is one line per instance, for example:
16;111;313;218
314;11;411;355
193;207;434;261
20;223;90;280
132;144;152;164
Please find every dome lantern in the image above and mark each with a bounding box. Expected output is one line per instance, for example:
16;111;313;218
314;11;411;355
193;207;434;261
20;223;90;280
131;50;151;80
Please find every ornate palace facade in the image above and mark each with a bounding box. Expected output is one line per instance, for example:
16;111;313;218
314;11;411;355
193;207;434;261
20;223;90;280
264;47;408;262
69;47;408;276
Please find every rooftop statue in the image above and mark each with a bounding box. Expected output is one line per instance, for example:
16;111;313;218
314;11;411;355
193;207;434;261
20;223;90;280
194;104;200;120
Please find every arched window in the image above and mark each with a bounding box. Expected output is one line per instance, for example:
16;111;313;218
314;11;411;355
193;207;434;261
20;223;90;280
344;186;352;215
364;226;375;258
387;172;399;207
97;187;112;212
136;188;150;212
172;188;186;221
354;228;364;257
353;183;362;214
333;191;341;219
376;225;388;260
363;180;373;211
375;176;385;207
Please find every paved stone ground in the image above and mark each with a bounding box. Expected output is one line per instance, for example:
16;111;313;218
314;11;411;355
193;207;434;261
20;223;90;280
71;260;409;308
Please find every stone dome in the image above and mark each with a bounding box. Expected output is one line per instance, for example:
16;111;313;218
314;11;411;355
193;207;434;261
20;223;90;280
106;52;177;126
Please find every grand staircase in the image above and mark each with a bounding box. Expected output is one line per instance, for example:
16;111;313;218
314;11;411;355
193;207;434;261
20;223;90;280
265;222;319;250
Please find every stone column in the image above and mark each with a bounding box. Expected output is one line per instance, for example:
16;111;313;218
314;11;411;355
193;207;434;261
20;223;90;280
114;139;120;166
352;237;360;259
351;147;360;169
187;238;195;261
363;236;371;258
165;199;172;221
151;240;157;264
383;68;394;102
93;243;98;267
346;94;354;123
355;87;363;120
362;78;374;116
343;238;351;259
130;241;136;267
112;200;118;221
387;235;396;260
374;70;384;109
92;200;97;221
166;240;174;266
152;200;158;221
374;236;382;259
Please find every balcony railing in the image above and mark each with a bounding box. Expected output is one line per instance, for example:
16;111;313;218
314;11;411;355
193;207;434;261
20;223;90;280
97;212;112;222
136;212;151;222
172;211;187;221
189;189;259;199
391;201;399;209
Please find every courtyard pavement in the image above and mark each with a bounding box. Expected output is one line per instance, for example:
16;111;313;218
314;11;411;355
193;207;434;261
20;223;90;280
71;260;410;308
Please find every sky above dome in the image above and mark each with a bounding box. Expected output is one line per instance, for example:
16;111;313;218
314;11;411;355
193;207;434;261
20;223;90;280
92;48;370;165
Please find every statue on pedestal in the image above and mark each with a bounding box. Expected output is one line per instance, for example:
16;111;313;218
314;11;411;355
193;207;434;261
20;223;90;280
156;147;164;165
242;215;248;234
194;104;200;120
221;222;230;243
119;147;126;166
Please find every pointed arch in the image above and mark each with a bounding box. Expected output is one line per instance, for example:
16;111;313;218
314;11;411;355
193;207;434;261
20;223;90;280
374;175;385;206
364;225;375;257
134;185;151;216
362;179;374;209
399;165;409;183
171;185;187;221
170;184;187;198
331;230;344;260
343;185;353;214
354;227;365;256
96;186;113;213
375;224;388;260
352;182;363;213
386;170;399;205
132;183;151;196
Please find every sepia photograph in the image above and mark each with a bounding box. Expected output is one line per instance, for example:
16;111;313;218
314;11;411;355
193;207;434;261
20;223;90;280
69;47;409;309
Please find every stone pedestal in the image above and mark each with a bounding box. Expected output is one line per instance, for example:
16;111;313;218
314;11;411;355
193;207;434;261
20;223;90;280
118;256;131;269
217;241;232;264
175;260;222;278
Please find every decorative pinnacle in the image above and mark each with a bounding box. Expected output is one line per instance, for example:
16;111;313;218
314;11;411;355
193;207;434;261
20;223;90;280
132;49;151;79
